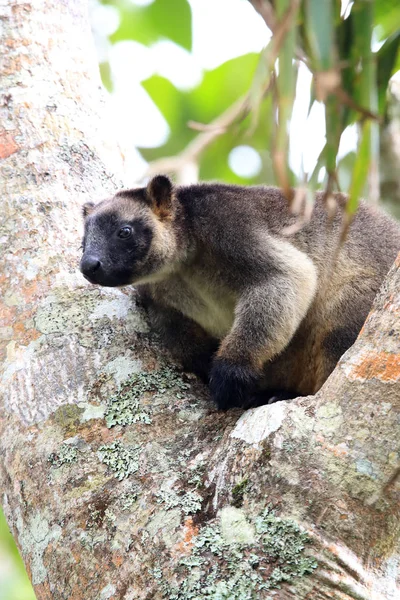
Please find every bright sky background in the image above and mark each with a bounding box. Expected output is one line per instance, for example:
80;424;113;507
91;0;357;183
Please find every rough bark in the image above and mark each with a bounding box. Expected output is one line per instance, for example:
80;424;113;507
0;1;399;599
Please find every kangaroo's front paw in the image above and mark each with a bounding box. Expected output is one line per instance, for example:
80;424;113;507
209;358;258;411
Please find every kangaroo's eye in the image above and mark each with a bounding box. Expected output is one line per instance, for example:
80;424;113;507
118;226;132;239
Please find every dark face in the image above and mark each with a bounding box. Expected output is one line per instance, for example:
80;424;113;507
80;209;153;287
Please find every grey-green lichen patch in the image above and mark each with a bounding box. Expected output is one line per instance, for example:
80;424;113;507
146;509;182;548
158;506;317;599
140;441;171;474
79;402;106;422
80;529;108;551
156;489;203;515
254;507;317;586
282;440;296;453
98;441;140;480
121;487;140;511
355;458;377;479
220;507;255;545
187;462;206;489
15;510;62;585
88;295;132;321
105;390;152;428
104;367;191;428
315;401;344;435
48;443;78;467
87;292;150;333
35;289;101;334
177;448;192;466
104;508;117;525
86;505;103;529
104;356;142;387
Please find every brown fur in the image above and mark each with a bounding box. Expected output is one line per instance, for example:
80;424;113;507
80;176;400;409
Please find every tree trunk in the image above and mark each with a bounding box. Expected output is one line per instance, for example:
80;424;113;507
0;1;399;599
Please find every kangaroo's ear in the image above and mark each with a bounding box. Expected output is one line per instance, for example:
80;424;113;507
82;202;95;218
146;175;174;219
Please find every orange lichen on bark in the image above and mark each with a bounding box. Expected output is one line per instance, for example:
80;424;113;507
13;321;41;344
112;553;123;568
0;131;18;158
350;351;400;382
382;293;400;314
20;280;40;303
79;422;115;445
316;434;349;457
173;516;199;556
0;304;16;327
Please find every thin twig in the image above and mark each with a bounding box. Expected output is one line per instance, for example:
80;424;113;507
145;77;276;182
248;0;277;33
270;0;301;200
249;0;309;64
145;94;250;181
335;87;381;122
146;0;299;183
268;0;301;58
187;121;227;133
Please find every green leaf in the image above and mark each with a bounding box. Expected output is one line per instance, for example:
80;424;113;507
142;75;189;130
248;46;274;131
274;0;299;194
375;0;400;40
99;61;113;92
337;150;356;192
141;53;260;164
189;53;259;122
141;54;276;185
325;94;341;177
336;7;356;128
304;0;335;71
377;31;400;115
347;120;371;215
107;0;192;51
308;143;327;188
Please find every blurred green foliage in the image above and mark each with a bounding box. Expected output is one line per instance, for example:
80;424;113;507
99;0;280;185
108;0;192;50
142;54;275;183
98;0;400;217
0;506;36;600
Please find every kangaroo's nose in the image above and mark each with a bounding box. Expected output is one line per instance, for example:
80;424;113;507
80;255;101;276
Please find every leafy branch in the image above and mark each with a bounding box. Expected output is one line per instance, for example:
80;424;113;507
144;0;400;217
